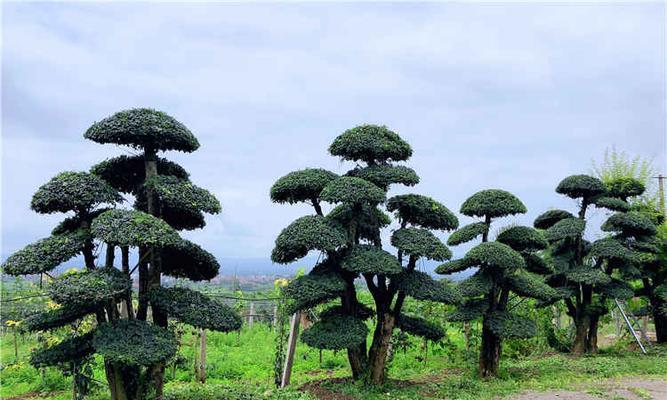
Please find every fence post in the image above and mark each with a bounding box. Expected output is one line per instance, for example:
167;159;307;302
248;302;255;328
280;312;300;388
200;328;207;383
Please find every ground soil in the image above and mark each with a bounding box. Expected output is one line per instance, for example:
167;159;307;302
511;377;667;400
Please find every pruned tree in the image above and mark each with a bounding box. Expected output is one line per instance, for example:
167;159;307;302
270;125;460;384
436;189;557;377
595;178;665;343
2;109;241;400
535;174;637;354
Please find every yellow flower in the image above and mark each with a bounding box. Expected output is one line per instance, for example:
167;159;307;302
5;320;21;327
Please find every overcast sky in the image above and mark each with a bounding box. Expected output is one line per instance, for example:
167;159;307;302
2;2;665;269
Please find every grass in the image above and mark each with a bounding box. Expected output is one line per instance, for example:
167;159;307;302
1;323;666;400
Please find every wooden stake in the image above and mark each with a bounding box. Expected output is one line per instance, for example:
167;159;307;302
200;329;207;383
280;312;300;388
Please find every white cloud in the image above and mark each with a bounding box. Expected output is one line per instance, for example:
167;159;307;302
2;2;665;263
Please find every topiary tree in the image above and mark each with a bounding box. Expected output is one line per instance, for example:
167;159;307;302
535;174;638;354
270;125;460;384
2;109;241;400
436;189;557;377
595;178;666;343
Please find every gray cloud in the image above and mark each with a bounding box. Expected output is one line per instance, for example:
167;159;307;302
2;2;665;266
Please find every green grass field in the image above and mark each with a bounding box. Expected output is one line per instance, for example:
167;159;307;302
2;321;666;400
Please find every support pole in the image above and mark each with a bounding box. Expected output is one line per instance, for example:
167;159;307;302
280;312;300;388
248;302;254;328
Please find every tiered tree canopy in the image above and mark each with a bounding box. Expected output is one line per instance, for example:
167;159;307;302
270;123;460;373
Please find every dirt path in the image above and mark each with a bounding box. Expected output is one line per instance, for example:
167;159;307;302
511;377;667;400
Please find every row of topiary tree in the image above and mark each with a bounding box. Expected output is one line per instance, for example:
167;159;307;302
271;125;666;381
2;109;666;398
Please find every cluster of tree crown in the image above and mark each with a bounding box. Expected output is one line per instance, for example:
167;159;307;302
2;109;666;397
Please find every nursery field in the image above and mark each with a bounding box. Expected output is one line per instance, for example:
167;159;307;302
2;305;667;400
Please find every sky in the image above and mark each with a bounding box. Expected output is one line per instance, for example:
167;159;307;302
2;2;666;275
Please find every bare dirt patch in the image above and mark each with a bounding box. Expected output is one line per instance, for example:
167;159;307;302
511;377;667;400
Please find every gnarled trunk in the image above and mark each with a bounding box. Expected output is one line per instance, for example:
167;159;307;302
367;312;395;384
479;323;501;378
586;314;599;353
347;342;368;380
571;314;590;355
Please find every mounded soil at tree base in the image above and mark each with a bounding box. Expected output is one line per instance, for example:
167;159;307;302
510;377;667;400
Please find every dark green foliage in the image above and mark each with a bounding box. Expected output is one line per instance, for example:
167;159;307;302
301;314;368;350
507;270;558;302
589;238;631;260
396;314;445;341
486;311;536;339
565;267;612;285
84;108;199;152
460;189;527;218
346;165;419;189
394;270;462;304
447;222;488;246
320;304;374;321
387;194;458;231
497;226;547;252
632;237;661;254
434;259;467;275
270;168;338;204
91;155;189;194
555;175;605;199
91;209;180;248
329;124;412;163
446;299;487;322
462;242;525;271
341;245;402;275
457;271;493;297
524;253;554;274
593;197;630;212
2;232;86;275
545;218;586;242
533;209;575;230
48;268;131;308
24;303;98;332
601;212;657;236
161;239;220;281
30;171;121;214
271;215;347;264
320;177;385;205
145;175;221;214
94;320;178;366
605;177;645;199
327;204;390;243
29;331;95;368
135;195;206;231
149;287;241;332
391;228;451;261
282;270;346;314
51;208;110;235
601;279;634;300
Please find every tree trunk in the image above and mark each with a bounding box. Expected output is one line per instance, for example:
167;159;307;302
367;312;395;385
586;314;599;353
571;314;589;355
651;297;667;343
121;246;133;319
479;322;501;378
